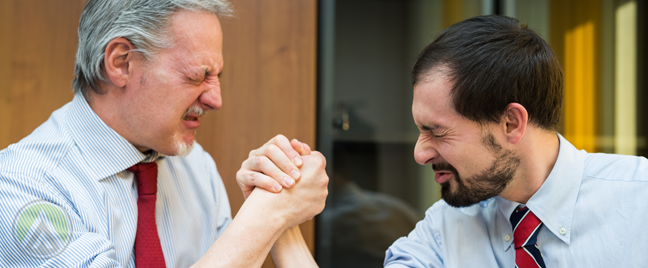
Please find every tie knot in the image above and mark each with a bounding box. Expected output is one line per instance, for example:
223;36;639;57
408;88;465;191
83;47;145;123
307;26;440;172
510;207;543;249
127;162;158;195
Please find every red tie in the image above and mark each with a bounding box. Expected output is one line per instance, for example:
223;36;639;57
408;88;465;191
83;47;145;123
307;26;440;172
510;207;546;268
128;162;167;268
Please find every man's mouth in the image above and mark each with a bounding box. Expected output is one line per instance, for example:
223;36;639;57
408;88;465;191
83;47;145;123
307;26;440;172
432;163;458;184
434;170;453;184
181;106;206;128
183;115;199;121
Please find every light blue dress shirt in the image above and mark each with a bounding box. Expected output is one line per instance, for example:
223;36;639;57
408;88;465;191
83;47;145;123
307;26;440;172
385;134;648;267
0;94;232;267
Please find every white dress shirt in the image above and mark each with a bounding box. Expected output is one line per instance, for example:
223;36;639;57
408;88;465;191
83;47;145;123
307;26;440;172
385;134;648;267
0;94;232;267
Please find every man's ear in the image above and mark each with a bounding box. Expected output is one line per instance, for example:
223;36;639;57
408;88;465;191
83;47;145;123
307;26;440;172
103;37;137;88
502;103;528;144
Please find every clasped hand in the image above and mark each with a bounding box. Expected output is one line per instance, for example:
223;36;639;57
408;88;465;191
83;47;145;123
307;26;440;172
236;134;329;228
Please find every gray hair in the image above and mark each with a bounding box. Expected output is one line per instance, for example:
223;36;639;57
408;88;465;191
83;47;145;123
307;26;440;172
73;0;233;99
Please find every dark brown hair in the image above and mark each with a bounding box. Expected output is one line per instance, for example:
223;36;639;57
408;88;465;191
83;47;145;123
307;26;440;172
412;15;563;130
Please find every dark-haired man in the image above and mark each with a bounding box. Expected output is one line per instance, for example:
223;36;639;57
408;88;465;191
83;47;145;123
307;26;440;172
382;15;648;267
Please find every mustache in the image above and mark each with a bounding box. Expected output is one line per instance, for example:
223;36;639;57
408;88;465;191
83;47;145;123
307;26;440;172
182;105;206;118
432;162;459;174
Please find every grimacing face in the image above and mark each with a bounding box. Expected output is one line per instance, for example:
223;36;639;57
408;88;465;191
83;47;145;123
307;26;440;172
124;10;224;156
412;71;520;207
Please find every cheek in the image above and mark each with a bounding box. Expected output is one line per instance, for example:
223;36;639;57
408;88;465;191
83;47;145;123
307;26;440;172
437;143;459;165
438;141;482;174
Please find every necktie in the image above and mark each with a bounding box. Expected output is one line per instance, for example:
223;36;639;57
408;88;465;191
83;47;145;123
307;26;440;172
128;162;167;268
510;207;546;268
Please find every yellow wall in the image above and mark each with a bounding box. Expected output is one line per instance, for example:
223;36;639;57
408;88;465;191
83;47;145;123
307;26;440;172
550;0;601;153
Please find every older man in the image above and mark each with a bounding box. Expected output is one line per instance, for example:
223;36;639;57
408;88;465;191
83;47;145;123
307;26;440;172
0;0;326;267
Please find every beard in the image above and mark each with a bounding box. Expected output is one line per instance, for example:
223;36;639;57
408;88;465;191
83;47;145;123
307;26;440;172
172;105;205;156
174;134;195;156
435;132;520;208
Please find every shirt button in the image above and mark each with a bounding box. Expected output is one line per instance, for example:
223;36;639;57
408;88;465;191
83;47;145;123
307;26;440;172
560;228;567;235
505;235;511;242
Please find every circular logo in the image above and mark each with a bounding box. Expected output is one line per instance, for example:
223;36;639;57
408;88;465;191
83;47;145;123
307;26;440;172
12;200;73;259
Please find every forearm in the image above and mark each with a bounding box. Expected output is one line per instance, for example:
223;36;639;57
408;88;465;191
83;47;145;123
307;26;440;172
270;226;318;268
192;189;288;268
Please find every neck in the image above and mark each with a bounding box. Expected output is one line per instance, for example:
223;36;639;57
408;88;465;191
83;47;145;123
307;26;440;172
499;129;560;204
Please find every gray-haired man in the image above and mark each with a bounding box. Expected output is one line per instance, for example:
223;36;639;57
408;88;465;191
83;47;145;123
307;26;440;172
0;0;326;267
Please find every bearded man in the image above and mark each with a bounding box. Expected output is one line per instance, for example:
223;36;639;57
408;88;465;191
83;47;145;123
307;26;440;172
382;16;648;267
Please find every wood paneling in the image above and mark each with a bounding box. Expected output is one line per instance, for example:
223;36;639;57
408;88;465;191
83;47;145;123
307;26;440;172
0;0;318;267
197;1;318;266
0;0;85;148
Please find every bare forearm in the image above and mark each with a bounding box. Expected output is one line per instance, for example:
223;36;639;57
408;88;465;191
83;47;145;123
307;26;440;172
192;190;288;268
270;226;318;268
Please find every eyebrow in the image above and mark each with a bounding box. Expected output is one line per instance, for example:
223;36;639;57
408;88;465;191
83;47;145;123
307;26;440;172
421;123;443;132
201;67;223;78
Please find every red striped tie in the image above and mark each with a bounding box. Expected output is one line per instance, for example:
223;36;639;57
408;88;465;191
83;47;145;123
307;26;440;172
510;207;546;268
128;162;167;268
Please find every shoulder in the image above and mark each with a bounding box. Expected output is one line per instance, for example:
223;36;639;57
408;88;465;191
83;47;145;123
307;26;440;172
385;199;498;267
582;152;648;182
0;105;74;179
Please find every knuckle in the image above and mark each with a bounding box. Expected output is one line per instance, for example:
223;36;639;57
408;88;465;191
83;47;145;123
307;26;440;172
251;156;261;166
246;173;256;183
316;158;326;169
259;155;270;164
273;134;287;143
267;144;280;153
275;134;288;141
253;155;267;166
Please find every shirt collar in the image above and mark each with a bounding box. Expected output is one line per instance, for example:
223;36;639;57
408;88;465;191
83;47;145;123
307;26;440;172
65;93;147;181
495;196;520;250
497;133;583;245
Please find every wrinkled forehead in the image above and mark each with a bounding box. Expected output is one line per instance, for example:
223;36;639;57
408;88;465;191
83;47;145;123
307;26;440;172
412;74;483;133
153;11;224;67
166;10;223;54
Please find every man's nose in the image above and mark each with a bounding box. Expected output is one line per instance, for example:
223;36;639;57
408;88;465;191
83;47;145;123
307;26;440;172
198;86;222;111
414;138;437;165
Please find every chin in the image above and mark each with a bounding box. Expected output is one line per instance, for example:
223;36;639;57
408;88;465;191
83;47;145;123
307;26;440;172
175;140;195;156
169;131;194;156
